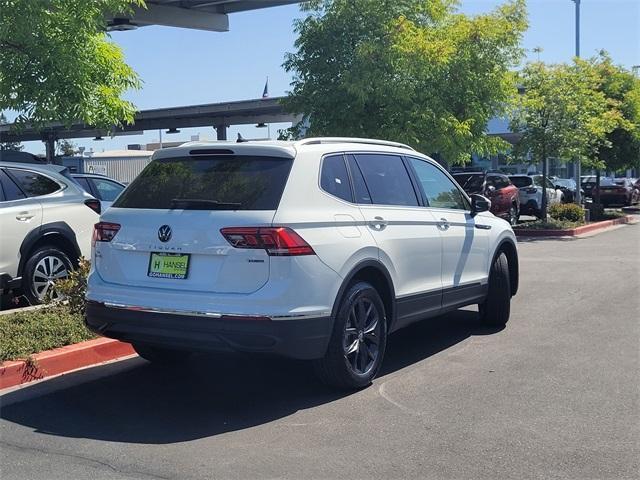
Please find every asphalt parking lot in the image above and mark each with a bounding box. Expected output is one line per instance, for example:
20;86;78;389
1;222;638;480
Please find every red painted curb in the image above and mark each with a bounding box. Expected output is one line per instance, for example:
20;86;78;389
514;215;633;237
0;338;135;390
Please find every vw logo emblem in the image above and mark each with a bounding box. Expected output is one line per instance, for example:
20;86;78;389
158;225;172;242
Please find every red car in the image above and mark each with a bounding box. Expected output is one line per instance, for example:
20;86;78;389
452;171;520;225
592;178;640;207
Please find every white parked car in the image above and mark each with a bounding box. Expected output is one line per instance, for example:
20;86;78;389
509;174;563;219
86;138;519;389
0;162;100;304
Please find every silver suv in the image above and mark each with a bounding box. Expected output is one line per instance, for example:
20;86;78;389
0;162;99;305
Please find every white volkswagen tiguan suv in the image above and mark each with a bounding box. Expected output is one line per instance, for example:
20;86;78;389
86;138;519;389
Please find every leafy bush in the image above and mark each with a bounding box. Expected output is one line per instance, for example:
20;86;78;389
54;257;90;315
0;305;94;362
548;203;585;223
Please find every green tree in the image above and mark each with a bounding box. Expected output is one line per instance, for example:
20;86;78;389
593;53;640;174
57;139;77;156
0;0;143;131
0;112;22;150
509;60;620;218
282;0;528;164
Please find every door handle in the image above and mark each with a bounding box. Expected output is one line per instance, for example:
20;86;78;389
369;216;388;230
437;218;450;231
15;212;34;221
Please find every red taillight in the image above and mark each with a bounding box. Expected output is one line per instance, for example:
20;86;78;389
220;227;315;256
84;199;101;214
92;222;121;247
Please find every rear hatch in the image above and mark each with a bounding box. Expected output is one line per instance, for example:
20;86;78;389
599;179;626;194
95;152;293;294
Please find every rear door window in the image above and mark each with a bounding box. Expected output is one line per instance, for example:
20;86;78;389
320;155;352;202
353;154;418;206
0;170;26;201
113;156;293;210
6;168;61;197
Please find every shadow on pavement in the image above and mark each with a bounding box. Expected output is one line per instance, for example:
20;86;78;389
0;309;500;444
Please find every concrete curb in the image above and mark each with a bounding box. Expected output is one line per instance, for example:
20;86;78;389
0;338;135;390
514;215;634;238
0;303;47;316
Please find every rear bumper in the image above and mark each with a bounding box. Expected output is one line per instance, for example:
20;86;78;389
599;193;629;205
85;301;333;360
519;200;539;215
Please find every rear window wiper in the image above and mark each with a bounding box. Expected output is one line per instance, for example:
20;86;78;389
170;198;243;210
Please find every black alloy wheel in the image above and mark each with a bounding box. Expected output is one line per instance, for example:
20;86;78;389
314;282;387;389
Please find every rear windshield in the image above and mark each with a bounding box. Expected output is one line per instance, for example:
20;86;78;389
452;173;484;193
113;156;292;210
509;176;532;188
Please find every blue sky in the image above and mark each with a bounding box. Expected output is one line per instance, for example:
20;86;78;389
15;0;640;155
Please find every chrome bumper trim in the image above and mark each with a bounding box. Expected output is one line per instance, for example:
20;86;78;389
97;301;330;320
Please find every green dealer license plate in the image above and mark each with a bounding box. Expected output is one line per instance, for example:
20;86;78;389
148;253;190;279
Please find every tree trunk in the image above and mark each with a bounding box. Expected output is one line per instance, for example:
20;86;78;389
541;151;548;220
595;168;601;207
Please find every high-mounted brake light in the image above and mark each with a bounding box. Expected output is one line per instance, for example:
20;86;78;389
220;227;315;256
93;222;121;247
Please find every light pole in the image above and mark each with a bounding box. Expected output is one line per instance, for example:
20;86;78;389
572;0;582;204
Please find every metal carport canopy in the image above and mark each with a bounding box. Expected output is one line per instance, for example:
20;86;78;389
0;97;299;142
107;1;303;32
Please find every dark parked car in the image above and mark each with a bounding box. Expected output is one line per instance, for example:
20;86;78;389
592;178;640;207
553;178;581;203
452;171;520;225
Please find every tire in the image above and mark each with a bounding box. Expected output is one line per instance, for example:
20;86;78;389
132;343;192;364
22;246;73;305
313;281;387;390
478;252;511;327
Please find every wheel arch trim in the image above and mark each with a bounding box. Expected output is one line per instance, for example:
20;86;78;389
491;237;519;296
18;221;81;276
331;259;396;329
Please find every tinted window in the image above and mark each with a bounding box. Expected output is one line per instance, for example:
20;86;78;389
347;155;372;204
0;170;26;200
74;177;93;193
320;155;352;202
494;175;511;190
452;173;484;194
486;175;498;190
7;168;60;197
114;156;293;210
510;176;533;188
353;154;418;206
91;178;124;202
409;158;469;210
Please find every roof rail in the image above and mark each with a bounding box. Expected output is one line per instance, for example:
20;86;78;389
295;137;415;151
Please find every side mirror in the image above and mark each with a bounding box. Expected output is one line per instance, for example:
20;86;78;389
470;194;491;215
